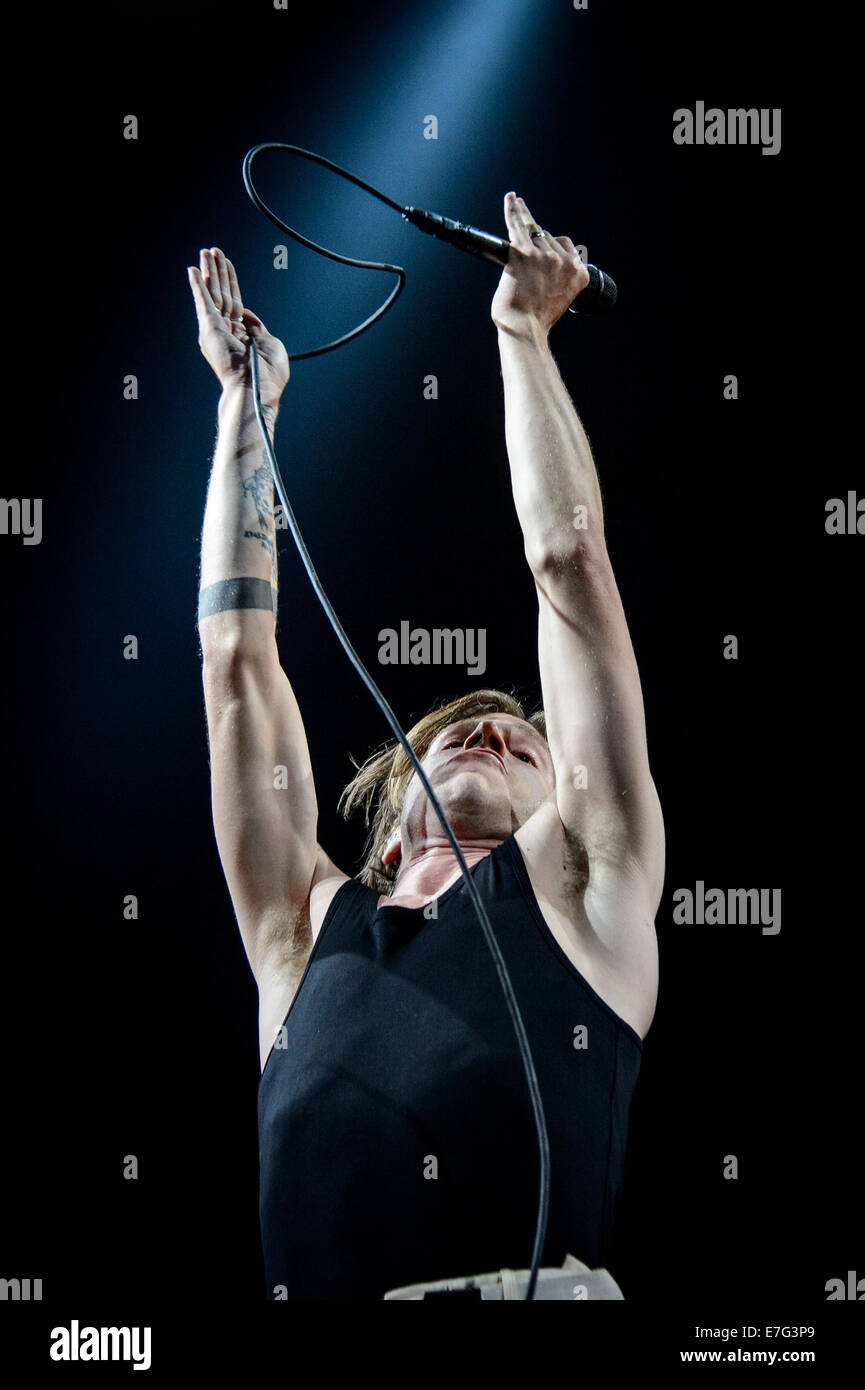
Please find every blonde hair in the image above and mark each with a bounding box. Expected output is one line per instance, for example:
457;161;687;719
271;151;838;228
337;688;547;893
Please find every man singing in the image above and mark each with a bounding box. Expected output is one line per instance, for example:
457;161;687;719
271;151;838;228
189;192;664;1300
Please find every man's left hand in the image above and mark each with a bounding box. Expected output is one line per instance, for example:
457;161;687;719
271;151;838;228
491;192;590;341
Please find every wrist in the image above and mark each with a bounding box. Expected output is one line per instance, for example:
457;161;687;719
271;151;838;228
219;377;281;423
494;315;550;352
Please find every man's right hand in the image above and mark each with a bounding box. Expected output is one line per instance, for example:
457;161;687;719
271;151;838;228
188;247;290;408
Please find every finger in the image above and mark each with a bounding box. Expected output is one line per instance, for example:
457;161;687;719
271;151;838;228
553;235;583;271
516;195;541;233
202;249;224;315
504;191;532;252
546;234;572;263
533;230;558;256
225;256;244;322
516;196;555;254
212;248;233;317
240;307;266;338
187;265;219;321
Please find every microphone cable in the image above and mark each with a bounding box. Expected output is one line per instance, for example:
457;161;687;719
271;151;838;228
243;142;550;1298
242;142;407;359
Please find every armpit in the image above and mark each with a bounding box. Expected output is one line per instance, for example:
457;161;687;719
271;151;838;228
560;822;590;896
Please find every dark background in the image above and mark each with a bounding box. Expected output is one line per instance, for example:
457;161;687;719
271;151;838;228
2;0;858;1359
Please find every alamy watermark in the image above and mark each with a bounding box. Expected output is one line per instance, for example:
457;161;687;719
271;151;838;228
1;1276;42;1300
672;881;781;934
49;1321;151;1371
825;491;864;534
378;621;486;676
0;497;42;545
673;103;781;156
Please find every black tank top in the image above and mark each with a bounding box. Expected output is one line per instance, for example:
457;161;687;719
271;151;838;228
257;832;643;1300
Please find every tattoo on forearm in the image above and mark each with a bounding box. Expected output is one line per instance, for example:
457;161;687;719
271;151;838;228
197;577;277;624
239;464;276;568
243;528;275;564
242;463;274;531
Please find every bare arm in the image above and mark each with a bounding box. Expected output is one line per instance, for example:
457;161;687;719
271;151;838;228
493;196;664;913
191;248;335;987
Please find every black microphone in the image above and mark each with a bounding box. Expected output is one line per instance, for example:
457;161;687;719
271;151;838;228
402;205;617;314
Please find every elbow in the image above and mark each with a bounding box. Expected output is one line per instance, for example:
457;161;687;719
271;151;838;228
525;534;611;586
201;629;246;679
200;611;277;676
200;630;275;692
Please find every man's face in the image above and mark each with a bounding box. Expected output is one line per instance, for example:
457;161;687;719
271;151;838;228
391;714;556;859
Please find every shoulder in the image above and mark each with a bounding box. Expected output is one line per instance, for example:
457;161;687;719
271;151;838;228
309;868;353;942
513;798;659;1038
516;794;662;919
256;847;354;1072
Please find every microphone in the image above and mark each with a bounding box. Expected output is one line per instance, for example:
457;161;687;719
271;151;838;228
402;205;617;314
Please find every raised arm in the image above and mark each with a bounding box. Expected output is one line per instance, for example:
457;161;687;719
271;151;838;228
492;195;664;914
190;249;337;1013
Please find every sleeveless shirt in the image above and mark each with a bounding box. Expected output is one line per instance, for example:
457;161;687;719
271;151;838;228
257;831;642;1299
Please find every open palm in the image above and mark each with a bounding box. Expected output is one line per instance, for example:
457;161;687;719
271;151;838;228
188;247;289;406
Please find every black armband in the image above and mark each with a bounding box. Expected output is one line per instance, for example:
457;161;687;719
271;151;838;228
197;577;277;624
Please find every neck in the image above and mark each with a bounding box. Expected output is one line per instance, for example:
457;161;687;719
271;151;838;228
388;834;501;901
